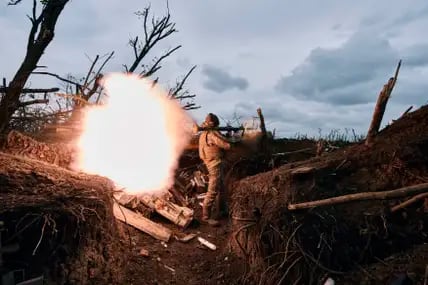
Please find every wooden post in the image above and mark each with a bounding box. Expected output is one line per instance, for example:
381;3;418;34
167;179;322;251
366;60;401;145
316;139;326;156
257;107;268;151
257;108;267;137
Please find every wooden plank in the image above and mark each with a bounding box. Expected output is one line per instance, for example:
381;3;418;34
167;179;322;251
0;87;59;93
113;202;171;242
114;192;140;209
140;195;194;228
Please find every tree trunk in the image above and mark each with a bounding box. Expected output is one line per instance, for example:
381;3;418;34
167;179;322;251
0;0;69;136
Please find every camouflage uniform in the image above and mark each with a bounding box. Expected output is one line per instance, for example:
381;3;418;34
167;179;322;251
198;114;232;224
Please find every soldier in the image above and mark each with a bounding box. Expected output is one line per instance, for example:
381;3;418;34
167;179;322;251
198;113;233;226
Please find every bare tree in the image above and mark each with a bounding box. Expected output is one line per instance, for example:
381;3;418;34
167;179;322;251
1;1;198;138
124;4;199;110
32;51;115;122
0;0;69;136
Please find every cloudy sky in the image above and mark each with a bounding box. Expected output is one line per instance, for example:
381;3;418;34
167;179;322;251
1;0;427;138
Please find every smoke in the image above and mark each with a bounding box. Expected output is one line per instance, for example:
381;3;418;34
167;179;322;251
72;73;194;195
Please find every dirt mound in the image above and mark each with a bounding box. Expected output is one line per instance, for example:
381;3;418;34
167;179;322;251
0;152;126;284
229;105;428;284
4;130;75;169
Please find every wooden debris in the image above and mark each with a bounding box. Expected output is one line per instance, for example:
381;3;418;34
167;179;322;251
164;264;176;273
197;237;217;250
272;148;314;157
139;248;149;257
366;60;401;145
168;187;188;206
398;106;413;119
113;202;172;242
114;192;139;209
390;192;428;213
113;192;153;217
192;171;206;187
175;233;197;243
140;195;194;228
288;183;428;211
291;166;314;175
197;193;206;200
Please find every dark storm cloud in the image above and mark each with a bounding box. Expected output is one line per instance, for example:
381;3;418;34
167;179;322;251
201;65;249;93
275;30;428;106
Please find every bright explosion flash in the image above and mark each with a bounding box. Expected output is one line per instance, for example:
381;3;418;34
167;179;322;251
72;73;193;195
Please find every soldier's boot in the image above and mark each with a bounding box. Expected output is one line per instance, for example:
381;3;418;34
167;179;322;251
201;205;220;227
214;197;228;219
216;192;229;219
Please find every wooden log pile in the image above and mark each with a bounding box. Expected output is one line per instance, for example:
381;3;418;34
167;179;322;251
113;190;194;241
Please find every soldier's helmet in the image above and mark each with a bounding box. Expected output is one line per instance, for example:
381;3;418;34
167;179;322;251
203;113;220;127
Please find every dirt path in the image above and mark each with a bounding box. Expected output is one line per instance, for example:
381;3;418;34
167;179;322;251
124;216;245;285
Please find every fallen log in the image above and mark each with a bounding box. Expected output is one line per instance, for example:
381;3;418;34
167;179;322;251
113;202;172;242
140;195;194;228
287;183;428;210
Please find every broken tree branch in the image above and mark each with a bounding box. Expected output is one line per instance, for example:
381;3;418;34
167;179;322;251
272;148;314;157
85;51;114;87
142;45;181;77
390;192;428;213
366;60;401;145
81;54;99;91
32;72;78;88
287;182;428;211
169;65;196;99
398;106;413;120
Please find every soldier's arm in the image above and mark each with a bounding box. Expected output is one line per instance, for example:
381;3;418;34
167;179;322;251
209;131;232;150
